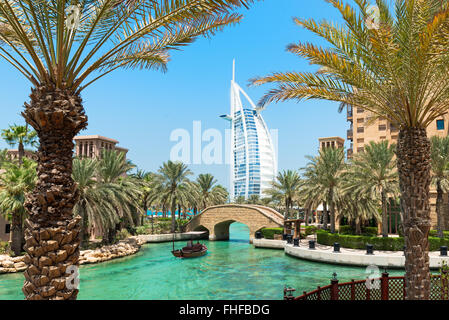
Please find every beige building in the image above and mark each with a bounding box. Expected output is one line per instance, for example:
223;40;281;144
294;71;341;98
74;135;128;159
346;105;449;230
319;136;345;150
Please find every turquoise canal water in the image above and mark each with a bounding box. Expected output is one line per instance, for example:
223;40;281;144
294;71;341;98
0;223;403;300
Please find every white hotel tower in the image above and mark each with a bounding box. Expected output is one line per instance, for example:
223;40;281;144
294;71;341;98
221;61;277;201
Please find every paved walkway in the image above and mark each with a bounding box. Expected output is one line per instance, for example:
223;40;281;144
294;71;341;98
252;237;449;269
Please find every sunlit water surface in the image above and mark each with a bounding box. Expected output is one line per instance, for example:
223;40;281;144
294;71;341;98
0;223;402;300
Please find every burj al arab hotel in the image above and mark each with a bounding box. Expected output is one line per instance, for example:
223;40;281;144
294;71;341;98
221;61;277;201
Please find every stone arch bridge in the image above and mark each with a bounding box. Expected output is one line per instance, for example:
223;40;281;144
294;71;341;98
185;204;284;242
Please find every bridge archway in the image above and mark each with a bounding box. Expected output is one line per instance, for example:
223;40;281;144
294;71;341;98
185;204;284;243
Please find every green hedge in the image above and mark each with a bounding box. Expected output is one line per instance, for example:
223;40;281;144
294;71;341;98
338;225;378;237
0;241;9;255
429;230;449;239
317;230;449;251
261;228;283;239
305;225;317;236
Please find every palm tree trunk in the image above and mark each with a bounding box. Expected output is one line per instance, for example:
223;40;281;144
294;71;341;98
355;218;362;235
322;201;328;230
329;190;335;234
21;85;87;300
10;211;23;256
80;209;89;249
285;199;289;219
436;180;445;238
171;199;176;233
381;189;388;238
18;141;24;166
397;128;431;300
305;208;309;226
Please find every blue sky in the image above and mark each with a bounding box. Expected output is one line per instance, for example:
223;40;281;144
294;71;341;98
0;0;349;189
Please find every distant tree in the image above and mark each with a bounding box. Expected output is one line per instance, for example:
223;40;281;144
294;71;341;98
346;141;398;237
157;161;193;233
1;124;37;165
192;173;228;210
0;158;37;255
430;136;449;238
265;170;301;219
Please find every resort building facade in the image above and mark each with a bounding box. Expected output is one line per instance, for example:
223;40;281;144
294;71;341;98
74;135;128;159
346;105;449;230
221;61;277;201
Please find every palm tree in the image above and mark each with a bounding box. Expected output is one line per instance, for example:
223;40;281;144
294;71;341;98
157;161;192;233
1;124;37;165
0;158;36;255
96;150;142;244
193;173;228;210
300;157;327;227
265;170;301;219
234;195;246;204
302;148;345;233
246;194;262;205
0;0;254;300
346;141;398;237
430;136;449;238
0;149;10;168
132;170;159;226
337;188;380;235
250;0;449;299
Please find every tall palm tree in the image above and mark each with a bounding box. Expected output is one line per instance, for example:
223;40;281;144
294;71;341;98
250;0;449;299
158;161;192;233
302;148;345;233
300;156;327;227
96;150;142;243
0;158;37;255
132;170;159;226
1;124;37;165
265;170;301;219
0;0;255;300
193;173;228;210
346;141;398;237
430;136;449;238
336;187;380;235
72;157;121;248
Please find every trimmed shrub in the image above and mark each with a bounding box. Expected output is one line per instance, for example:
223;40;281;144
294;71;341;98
317;230;449;251
338;225;353;235
305;225;317;236
429;230;449;239
338;225;378;237
363;227;378;237
261;227;283;239
0;241;10;255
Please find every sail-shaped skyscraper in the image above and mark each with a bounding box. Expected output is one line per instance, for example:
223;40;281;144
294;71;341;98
221;61;277;201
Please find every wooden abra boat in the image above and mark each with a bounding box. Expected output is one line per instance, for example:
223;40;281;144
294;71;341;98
172;239;208;258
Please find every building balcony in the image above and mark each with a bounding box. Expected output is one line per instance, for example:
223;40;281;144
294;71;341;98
347;148;353;159
347;106;353;121
347;129;353;141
